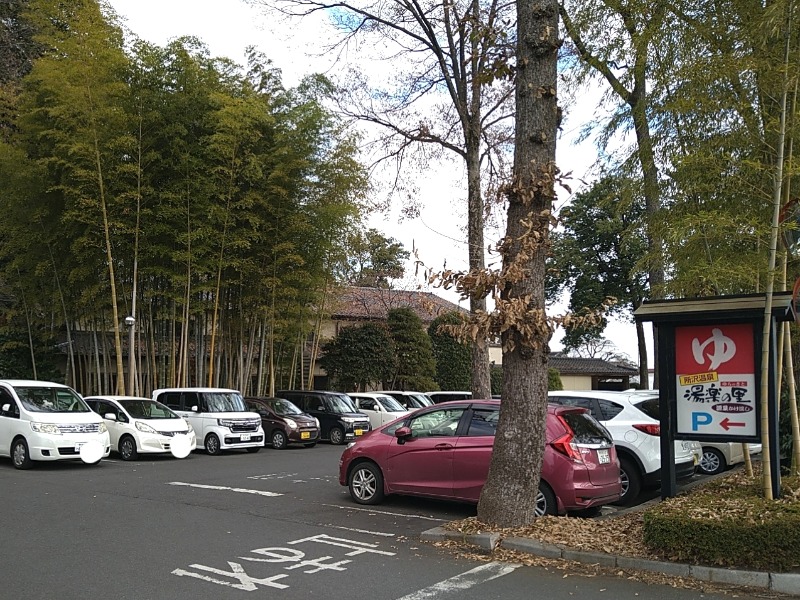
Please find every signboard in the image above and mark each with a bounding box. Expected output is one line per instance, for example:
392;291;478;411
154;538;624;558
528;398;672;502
674;323;759;440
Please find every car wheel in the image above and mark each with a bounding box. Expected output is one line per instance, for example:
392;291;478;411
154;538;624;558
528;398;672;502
699;447;726;475
205;433;222;455
303;442;317;448
329;427;345;445
246;446;261;454
12;437;33;470
535;482;558;517
349;462;385;505
271;430;288;450
615;456;642;506
119;435;138;461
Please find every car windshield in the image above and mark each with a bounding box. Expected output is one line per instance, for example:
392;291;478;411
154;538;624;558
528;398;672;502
119;399;178;419
14;386;90;413
633;397;661;420
328;395;357;414
377;395;406;412
203;392;247;412
269;399;303;416
561;412;613;444
414;394;434;407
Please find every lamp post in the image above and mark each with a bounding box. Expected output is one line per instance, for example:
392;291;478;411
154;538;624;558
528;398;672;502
124;315;136;395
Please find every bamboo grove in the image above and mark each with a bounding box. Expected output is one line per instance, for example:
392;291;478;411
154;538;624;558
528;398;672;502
0;0;369;396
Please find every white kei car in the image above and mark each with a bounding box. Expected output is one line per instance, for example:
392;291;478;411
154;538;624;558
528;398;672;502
548;390;702;505
84;396;196;460
349;393;410;429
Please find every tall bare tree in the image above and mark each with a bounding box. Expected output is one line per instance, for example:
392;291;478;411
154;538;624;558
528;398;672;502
476;0;560;525
247;0;519;398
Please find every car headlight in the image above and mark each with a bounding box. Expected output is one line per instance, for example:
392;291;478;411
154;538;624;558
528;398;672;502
345;442;356;450
184;421;194;433
285;419;298;430
218;419;236;428
98;421;107;434
314;417;320;428
136;421;157;434
342;417;357;424
30;422;61;435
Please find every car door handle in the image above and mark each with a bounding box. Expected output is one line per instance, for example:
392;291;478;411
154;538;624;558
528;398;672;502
434;443;454;450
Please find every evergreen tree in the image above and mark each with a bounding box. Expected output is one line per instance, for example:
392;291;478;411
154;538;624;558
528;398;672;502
428;312;471;391
318;324;396;391
386;307;437;390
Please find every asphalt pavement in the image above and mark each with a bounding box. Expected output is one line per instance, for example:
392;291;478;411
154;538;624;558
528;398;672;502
0;444;791;599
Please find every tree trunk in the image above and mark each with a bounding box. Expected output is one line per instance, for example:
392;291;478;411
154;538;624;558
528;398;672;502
636;319;648;388
477;0;559;527
466;145;492;399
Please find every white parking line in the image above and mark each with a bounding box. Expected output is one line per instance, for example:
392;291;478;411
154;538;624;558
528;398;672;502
322;504;448;522
168;482;283;497
322;524;395;537
395;562;521;599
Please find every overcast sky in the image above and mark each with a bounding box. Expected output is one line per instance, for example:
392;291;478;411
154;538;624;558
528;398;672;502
106;0;650;365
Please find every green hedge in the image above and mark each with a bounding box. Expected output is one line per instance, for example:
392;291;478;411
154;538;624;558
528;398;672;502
643;475;800;572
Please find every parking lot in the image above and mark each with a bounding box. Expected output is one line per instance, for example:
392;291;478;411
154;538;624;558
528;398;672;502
1;443;747;600
0;443;484;599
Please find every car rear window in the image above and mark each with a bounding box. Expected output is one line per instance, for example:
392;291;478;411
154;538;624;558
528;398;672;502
561;412;613;445
597;399;624;420
634;397;661;420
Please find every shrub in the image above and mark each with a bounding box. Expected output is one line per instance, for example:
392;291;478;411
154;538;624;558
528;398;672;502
643;471;800;572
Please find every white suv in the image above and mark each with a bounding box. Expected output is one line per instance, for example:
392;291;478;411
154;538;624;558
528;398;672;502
549;390;701;505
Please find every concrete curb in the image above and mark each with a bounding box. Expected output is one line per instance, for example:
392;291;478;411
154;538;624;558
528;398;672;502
420;526;800;596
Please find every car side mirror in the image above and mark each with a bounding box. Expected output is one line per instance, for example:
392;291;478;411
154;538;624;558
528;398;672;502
259;409;269;417
395;426;412;439
191;405;199;412
1;403;9;413
104;413;117;421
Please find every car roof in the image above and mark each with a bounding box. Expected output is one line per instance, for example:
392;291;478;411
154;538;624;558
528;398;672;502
276;390;349;395
0;380;70;388
153;387;240;394
428;399;499;408
548;390;657;403
84;396;153;402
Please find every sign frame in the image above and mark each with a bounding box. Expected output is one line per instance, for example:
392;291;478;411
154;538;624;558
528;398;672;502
670;321;761;444
635;292;793;501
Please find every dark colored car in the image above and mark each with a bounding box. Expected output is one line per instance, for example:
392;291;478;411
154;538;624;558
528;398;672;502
426;391;472;403
339;399;621;515
245;397;320;449
277;390;371;445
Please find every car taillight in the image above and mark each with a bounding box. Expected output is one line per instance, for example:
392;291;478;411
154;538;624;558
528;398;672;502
551;431;584;463
633;423;660;436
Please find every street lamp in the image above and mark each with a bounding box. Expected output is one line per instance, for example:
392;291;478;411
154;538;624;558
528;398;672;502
125;316;136;395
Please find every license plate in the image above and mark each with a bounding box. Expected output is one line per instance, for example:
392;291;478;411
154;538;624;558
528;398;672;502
240;433;251;442
597;449;610;464
354;429;363;436
301;431;310;439
74;442;86;452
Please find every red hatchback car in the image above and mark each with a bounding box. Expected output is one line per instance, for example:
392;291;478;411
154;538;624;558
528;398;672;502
339;400;621;516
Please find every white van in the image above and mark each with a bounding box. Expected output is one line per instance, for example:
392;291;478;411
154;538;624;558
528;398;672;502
0;379;111;469
152;387;264;454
